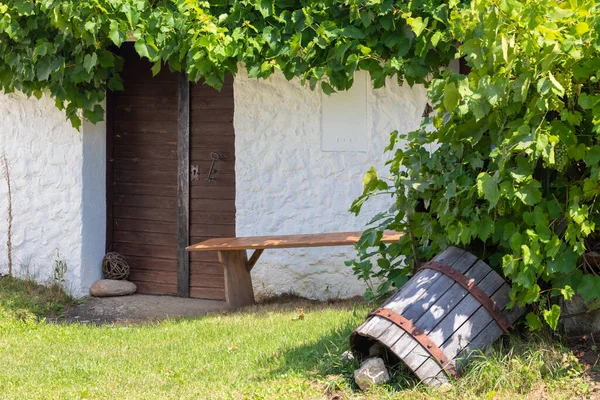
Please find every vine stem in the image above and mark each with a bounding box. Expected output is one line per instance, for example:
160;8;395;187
1;152;12;277
407;216;420;273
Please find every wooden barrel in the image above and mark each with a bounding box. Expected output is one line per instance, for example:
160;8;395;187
350;247;524;386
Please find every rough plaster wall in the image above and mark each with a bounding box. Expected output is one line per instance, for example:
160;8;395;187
0;92;104;297
0;92;83;293
234;70;427;300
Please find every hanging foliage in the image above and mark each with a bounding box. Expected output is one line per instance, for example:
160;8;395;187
0;0;458;128
350;0;600;330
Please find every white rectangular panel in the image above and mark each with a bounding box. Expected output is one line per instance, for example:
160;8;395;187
321;72;368;152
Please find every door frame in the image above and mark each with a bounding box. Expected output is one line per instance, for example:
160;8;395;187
177;73;191;297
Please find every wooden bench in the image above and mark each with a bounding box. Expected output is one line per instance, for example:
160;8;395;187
186;231;402;308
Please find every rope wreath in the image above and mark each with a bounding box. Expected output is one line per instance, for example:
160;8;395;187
102;252;130;280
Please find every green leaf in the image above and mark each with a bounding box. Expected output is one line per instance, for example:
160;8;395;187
321;81;334;95
578;275;600;302
542;304;561;330
109;20;124;47
358;229;382;248
362;167;379;193
575;22;590;35
151;62;161;77
476;172;499;208
262;27;280;50
526;312;542;331
560;286;575;301
443;82;460;112
83;53;97;73
586;146;600;165
257;0;273;18
407;17;426;37
515;181;542;206
134;41;150;59
37;57;63;81
341;26;366;39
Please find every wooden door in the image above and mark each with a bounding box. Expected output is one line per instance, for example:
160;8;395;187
188;77;236;300
107;44;235;299
107;44;179;295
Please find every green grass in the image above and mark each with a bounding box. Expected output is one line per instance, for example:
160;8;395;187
0;275;77;319
0;279;595;399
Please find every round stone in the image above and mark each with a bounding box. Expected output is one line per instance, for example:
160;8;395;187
90;279;137;297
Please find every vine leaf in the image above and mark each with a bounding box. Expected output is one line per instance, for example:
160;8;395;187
526;312;542;331
542;304;561;330
362;167;379;193
578;275;600;302
443;81;459;112
83;53;97;73
476;172;499;208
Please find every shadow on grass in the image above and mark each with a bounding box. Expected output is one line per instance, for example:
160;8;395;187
253;305;422;395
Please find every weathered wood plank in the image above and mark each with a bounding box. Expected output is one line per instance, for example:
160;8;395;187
398;268;506;381
373;250;475;346
247;249;264;272
114;206;177;223
419;283;519;380
218;250;254;308
177;72;191;298
381;260;492;352
190;185;235;200
382;259;490;377
113;230;178;247
450;293;524;374
382;248;474;312
187;231;403;251
189;211;236;225
376;262;480;347
113;242;177;260
189;286;226;301
356;248;474;351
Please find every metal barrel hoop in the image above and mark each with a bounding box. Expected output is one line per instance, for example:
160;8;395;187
419;261;513;334
369;308;458;378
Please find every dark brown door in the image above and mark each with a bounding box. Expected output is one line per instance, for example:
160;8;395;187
107;45;235;299
189;77;236;300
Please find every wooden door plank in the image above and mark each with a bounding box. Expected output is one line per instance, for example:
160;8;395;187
177;72;191;298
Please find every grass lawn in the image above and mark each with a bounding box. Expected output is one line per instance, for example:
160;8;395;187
0;276;598;399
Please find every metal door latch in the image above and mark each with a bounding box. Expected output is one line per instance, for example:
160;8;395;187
206;152;220;182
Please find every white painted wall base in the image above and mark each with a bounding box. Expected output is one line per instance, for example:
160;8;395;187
234;70;427;300
0;92;105;297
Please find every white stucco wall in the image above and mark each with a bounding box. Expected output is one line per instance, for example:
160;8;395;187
234;70;427;300
0;92;104;296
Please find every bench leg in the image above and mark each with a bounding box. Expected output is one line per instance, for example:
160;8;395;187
217;250;255;308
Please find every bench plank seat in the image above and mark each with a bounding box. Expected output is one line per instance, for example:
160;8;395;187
186;230;403;308
186;230;402;251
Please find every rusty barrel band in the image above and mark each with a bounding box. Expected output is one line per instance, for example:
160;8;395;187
369;308;458;378
419;261;513;334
